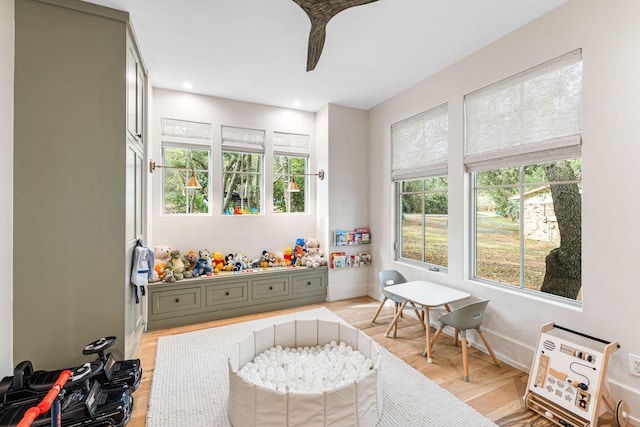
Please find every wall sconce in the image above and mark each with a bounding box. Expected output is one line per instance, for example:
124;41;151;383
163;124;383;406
287;169;325;192
149;160;201;189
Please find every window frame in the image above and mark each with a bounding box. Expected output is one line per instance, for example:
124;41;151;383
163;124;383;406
273;154;308;214
396;176;449;271
469;161;582;306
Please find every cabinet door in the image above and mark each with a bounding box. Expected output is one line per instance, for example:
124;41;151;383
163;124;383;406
127;47;137;139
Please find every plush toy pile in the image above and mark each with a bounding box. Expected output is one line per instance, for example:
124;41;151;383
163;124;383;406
150;237;328;282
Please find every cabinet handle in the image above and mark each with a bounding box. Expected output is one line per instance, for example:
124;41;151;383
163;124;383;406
269;286;273;290
225;292;230;296
307;281;311;286
175;298;180;303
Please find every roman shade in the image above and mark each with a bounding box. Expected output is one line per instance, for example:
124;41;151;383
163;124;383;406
222;125;265;154
391;103;448;180
464;49;582;172
273;132;310;157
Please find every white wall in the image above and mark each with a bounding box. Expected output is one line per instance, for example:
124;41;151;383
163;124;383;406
368;0;640;419
151;89;323;259
0;0;13;377
325;104;371;301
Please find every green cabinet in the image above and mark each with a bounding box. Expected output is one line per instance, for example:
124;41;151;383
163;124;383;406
147;267;328;330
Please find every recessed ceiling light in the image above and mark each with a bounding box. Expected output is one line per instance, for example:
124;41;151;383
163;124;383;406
182;82;193;89
293;101;301;107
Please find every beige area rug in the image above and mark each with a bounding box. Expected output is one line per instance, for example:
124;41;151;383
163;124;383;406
146;307;498;426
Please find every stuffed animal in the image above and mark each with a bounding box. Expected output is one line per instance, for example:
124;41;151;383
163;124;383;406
303;237;328;268
168;249;187;280
153;245;172;281
199;249;212;272
154;262;167;280
163;268;176;283
260;250;270;268
212;251;226;273
222;254;235;271
192;257;212;277
184;250;198;273
293;238;306;265
283;247;293;266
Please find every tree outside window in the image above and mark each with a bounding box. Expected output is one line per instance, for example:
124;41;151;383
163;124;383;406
473;158;582;300
273;155;306;213
222;152;262;215
162;146;209;214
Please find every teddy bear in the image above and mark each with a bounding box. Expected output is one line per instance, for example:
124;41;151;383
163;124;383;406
184;250;199;274
168;249;188;280
302;238;328;268
153;245;172;281
212;251;226;273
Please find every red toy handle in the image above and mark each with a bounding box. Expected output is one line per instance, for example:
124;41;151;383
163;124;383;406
16;369;72;427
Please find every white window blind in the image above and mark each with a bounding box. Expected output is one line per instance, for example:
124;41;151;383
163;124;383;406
221;126;265;154
161;118;212;148
391;103;448;180
273;132;310;157
464;49;582;172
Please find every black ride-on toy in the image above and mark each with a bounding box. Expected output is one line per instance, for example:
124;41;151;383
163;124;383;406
82;337;141;392
0;360;133;427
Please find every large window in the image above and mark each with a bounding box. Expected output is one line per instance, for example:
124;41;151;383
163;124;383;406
160;119;211;214
221;126;264;215
392;103;448;269
273;132;310;213
465;50;583;302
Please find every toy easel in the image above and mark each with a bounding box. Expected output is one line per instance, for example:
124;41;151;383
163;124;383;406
525;322;629;427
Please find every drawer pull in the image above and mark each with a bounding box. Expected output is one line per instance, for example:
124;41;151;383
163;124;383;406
307;281;311;285
269;286;273;290
225;292;230;296
175;298;180;303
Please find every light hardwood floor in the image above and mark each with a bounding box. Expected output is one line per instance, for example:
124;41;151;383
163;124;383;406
128;297;625;427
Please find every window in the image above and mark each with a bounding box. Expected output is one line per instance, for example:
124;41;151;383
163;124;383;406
221;126;264;215
273;132;310;213
160;118;211;214
392;103;448;268
465;50;583;302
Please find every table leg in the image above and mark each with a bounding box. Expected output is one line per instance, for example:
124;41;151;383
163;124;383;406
422;307;433;363
384;300;407;338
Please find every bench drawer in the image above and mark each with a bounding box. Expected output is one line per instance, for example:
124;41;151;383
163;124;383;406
252;277;289;300
151;287;201;315
206;281;249;307
292;274;326;295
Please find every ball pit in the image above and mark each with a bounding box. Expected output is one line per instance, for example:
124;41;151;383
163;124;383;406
228;319;382;427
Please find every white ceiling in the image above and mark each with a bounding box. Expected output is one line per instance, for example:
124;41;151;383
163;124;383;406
83;0;567;112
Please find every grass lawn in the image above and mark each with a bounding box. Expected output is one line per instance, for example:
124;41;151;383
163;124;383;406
401;213;580;299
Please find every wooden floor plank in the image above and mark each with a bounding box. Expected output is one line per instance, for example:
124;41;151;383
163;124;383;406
126;296;630;427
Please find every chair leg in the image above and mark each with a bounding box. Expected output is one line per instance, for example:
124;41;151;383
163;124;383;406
429;326;444;351
371;297;388;323
478;331;501;367
461;336;470;382
453;328;459;346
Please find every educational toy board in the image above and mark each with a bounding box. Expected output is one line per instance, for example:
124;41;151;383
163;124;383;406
527;325;606;423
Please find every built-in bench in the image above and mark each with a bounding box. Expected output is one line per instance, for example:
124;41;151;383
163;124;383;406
146;267;328;330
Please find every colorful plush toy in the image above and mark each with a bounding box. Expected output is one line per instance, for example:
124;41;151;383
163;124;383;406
163;268;176;283
283;247;293;266
154;262;167;280
212;251;226;273
199;249;212;272
293;238;307;266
